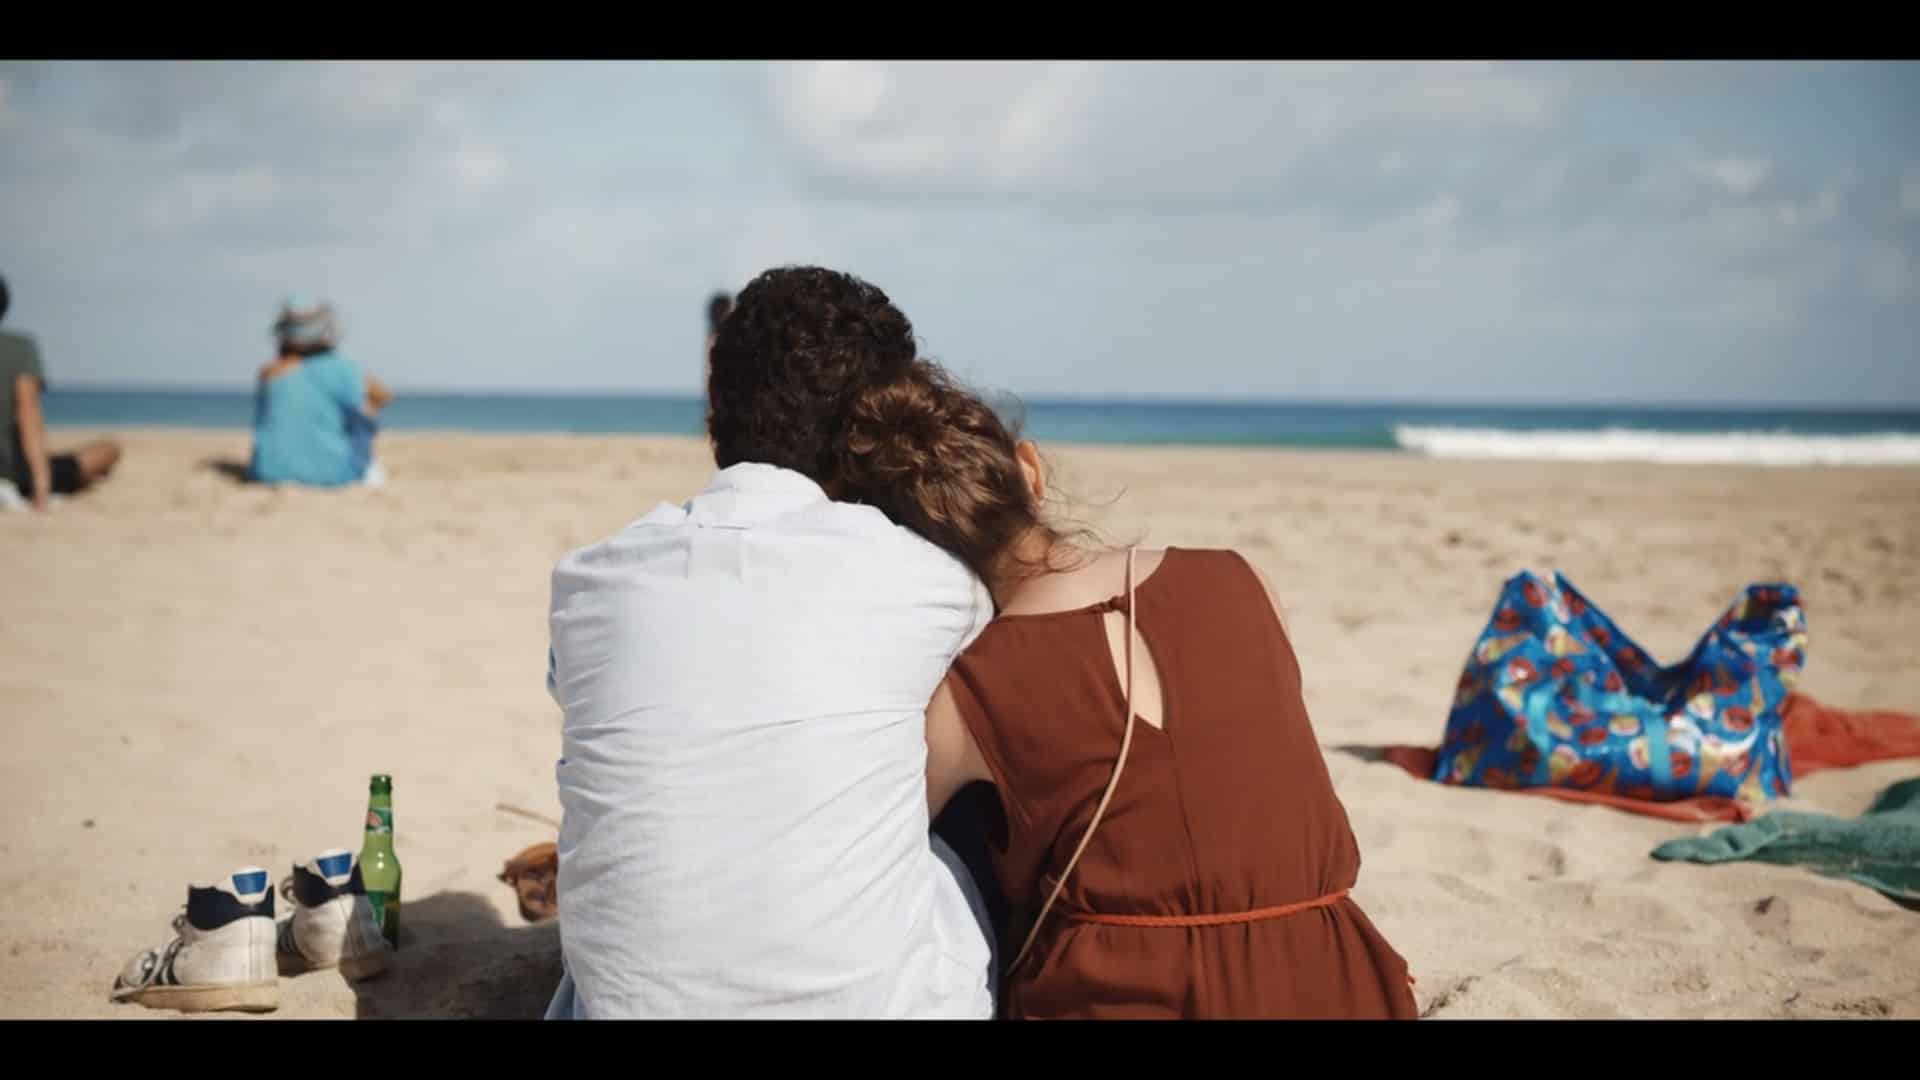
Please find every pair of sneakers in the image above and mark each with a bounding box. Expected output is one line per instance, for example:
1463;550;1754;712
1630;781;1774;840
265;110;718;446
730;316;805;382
111;849;391;1013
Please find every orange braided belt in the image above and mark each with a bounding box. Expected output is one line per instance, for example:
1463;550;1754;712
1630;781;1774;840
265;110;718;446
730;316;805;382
1062;887;1351;928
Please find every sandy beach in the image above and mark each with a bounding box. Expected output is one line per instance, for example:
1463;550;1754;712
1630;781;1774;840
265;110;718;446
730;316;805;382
2;428;1916;1020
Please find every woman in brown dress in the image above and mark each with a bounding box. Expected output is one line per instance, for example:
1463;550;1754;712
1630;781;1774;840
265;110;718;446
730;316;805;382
831;361;1419;1020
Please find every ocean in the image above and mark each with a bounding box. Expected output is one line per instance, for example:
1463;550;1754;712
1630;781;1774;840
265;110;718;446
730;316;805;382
41;388;1920;467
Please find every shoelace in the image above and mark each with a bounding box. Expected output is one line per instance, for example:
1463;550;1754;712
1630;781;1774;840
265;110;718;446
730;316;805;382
275;875;300;956
128;913;190;988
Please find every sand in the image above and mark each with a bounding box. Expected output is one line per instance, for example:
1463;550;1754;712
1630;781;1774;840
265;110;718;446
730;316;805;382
3;429;1917;1019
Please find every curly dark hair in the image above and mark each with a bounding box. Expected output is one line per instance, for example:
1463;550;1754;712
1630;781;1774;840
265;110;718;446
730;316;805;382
706;266;919;482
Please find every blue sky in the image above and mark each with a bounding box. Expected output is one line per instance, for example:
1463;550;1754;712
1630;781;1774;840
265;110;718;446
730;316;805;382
2;61;1916;405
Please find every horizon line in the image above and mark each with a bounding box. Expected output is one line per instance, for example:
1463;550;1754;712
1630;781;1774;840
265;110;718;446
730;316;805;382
42;381;1920;416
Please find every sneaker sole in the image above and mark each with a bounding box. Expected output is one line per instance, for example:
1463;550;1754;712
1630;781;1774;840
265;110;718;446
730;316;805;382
116;980;279;1014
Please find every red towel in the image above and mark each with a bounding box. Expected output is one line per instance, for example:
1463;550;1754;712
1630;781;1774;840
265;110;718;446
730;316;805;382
1782;694;1920;775
1379;693;1920;823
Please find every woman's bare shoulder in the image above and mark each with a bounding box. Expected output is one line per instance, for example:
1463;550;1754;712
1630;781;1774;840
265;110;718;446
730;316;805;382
996;546;1171;616
1213;548;1293;635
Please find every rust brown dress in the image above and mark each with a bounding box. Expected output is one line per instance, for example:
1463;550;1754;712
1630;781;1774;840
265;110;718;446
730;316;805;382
947;548;1418;1020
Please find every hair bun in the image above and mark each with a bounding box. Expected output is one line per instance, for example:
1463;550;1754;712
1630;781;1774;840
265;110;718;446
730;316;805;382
843;361;960;484
830;358;1038;583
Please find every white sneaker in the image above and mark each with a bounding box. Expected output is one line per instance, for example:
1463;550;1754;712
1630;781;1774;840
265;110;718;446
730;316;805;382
277;848;390;981
112;867;279;1013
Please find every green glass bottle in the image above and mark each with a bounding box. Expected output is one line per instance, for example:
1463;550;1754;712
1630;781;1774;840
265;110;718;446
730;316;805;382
358;774;403;950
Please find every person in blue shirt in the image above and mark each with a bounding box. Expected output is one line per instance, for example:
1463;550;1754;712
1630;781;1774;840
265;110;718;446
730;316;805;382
248;297;393;487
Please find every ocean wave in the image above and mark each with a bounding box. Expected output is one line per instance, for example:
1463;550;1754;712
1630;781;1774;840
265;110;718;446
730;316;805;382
1392;426;1920;467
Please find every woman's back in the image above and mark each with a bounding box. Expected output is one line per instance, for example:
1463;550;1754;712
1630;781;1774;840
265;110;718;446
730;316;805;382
250;353;366;487
948;547;1416;1018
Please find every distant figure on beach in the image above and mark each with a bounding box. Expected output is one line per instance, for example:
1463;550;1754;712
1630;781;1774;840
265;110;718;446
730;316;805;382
0;274;123;511
832;359;1420;1019
703;290;732;384
248;297;393;488
705;291;732;359
544;268;998;1019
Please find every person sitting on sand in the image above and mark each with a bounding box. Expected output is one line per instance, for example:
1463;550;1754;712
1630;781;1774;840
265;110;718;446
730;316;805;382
705;290;732;359
542;267;999;1019
702;290;732;385
248;297;393;488
0;273;122;511
832;358;1421;1020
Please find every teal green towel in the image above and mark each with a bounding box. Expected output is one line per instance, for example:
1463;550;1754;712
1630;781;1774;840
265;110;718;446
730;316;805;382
1650;777;1920;901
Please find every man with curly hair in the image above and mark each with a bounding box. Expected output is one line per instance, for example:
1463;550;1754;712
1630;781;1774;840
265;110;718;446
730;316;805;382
544;267;999;1019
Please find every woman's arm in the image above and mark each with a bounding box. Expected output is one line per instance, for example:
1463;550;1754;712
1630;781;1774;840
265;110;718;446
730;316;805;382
1239;553;1293;637
926;677;993;818
364;374;394;416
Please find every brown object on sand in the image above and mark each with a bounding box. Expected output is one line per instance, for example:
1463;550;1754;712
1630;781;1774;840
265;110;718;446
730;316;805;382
499;842;559;923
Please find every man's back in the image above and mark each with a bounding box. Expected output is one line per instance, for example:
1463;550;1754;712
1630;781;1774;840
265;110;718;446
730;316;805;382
546;463;995;1017
0;330;45;482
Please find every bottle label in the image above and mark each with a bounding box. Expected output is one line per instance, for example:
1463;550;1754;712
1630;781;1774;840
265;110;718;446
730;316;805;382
365;807;393;835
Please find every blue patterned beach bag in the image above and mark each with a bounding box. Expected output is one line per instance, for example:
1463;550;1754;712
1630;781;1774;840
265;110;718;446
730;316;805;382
1435;572;1806;805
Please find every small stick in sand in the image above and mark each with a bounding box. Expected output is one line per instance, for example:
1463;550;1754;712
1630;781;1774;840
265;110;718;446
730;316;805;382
495;802;561;830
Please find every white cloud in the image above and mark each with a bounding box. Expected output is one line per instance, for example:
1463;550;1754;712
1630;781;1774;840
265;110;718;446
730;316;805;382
138;166;280;233
1413;194;1464;232
450;144;508;192
1695;156;1772;197
1773;188;1840;228
765;61;1567;213
767;62;1100;195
